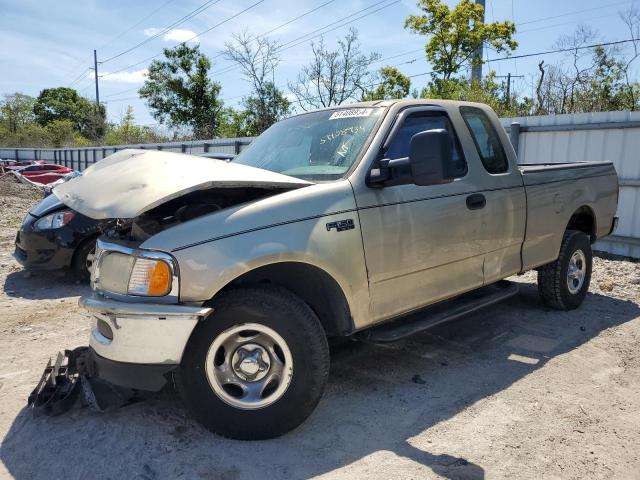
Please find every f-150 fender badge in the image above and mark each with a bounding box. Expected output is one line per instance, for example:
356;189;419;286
326;219;355;232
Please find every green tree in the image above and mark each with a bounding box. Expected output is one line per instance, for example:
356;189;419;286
0;123;52;148
420;72;531;117
33;87;105;140
103;106;166;145
237;83;290;136
0;93;36;134
45;119;91;148
362;66;411;101
405;0;517;85
139;44;224;138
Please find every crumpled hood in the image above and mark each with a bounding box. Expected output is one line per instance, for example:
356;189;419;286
53;149;311;219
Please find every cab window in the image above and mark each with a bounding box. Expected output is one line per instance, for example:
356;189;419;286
384;112;467;182
460;106;508;174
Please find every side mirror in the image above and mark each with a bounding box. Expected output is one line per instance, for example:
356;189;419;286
408;129;453;186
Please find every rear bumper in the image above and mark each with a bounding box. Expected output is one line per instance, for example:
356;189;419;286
80;293;212;369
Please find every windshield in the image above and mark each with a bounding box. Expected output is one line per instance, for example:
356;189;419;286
233;107;383;181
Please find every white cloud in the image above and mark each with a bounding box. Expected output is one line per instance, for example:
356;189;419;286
164;29;199;43
143;28;199;43
101;69;148;83
143;27;161;37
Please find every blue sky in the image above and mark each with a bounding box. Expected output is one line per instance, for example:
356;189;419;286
0;0;637;127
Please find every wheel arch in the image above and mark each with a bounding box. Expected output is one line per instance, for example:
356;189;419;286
215;261;354;337
566;205;597;243
70;233;99;270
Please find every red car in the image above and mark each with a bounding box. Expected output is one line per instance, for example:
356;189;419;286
1;160;43;173
17;163;74;185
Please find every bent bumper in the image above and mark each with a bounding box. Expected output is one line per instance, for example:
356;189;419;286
80;293;212;370
89;347;177;391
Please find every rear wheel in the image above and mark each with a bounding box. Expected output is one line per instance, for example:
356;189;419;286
537;230;592;310
176;286;330;440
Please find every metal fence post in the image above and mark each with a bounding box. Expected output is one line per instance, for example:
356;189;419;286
234;141;241;154
509;122;521;159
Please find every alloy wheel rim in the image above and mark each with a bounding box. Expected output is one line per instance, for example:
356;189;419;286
567;249;587;294
205;323;293;410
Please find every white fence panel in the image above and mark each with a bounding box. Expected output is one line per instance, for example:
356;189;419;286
503;111;640;258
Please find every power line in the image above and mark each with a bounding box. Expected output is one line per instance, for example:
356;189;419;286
210;0;340;61
213;0;400;76
487;37;640;62
68;68;92;87
517;0;634;26
100;0;223;64
102;86;142;99
518;13;620;35
100;0;264;77
96;0;177;51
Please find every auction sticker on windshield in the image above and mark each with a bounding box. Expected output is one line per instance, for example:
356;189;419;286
329;108;374;120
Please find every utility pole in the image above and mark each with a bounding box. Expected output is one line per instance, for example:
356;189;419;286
471;0;485;82
93;49;100;109
495;73;524;103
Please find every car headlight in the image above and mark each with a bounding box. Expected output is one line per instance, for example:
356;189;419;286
128;258;173;296
94;245;176;298
34;210;76;230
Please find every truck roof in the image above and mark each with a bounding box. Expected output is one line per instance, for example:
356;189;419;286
294;98;494;116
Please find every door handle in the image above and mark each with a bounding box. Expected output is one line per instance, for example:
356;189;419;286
466;193;486;210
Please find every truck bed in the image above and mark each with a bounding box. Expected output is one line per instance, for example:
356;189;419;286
518;161;618;271
518;161;616;185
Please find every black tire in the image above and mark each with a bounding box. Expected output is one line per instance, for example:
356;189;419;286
71;237;97;282
176;286;330;440
537;230;592;310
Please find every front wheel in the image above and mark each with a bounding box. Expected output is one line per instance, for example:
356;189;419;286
537;230;593;310
176;286;330;440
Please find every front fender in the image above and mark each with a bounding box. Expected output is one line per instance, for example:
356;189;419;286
172;211;372;330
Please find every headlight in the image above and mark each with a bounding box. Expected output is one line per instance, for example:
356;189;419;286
94;244;176;298
34;210;76;230
128;258;172;296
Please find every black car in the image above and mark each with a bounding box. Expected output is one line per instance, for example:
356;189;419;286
14;193;103;280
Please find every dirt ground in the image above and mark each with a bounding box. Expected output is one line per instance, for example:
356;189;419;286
0;176;639;480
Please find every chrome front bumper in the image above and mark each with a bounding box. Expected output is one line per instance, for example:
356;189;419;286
80;293;212;365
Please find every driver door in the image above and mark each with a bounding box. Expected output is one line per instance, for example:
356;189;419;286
353;108;486;322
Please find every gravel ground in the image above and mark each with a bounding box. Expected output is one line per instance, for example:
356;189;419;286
0;177;639;480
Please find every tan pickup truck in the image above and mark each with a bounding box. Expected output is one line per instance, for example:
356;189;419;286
54;99;619;439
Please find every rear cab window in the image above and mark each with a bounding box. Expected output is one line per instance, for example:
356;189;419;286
384;111;468;183
460;106;509;174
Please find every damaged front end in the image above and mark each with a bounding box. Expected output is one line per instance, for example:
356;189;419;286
28;347;136;416
28;149;311;416
100;186;296;242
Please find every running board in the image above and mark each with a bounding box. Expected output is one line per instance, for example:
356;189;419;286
356;280;519;343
